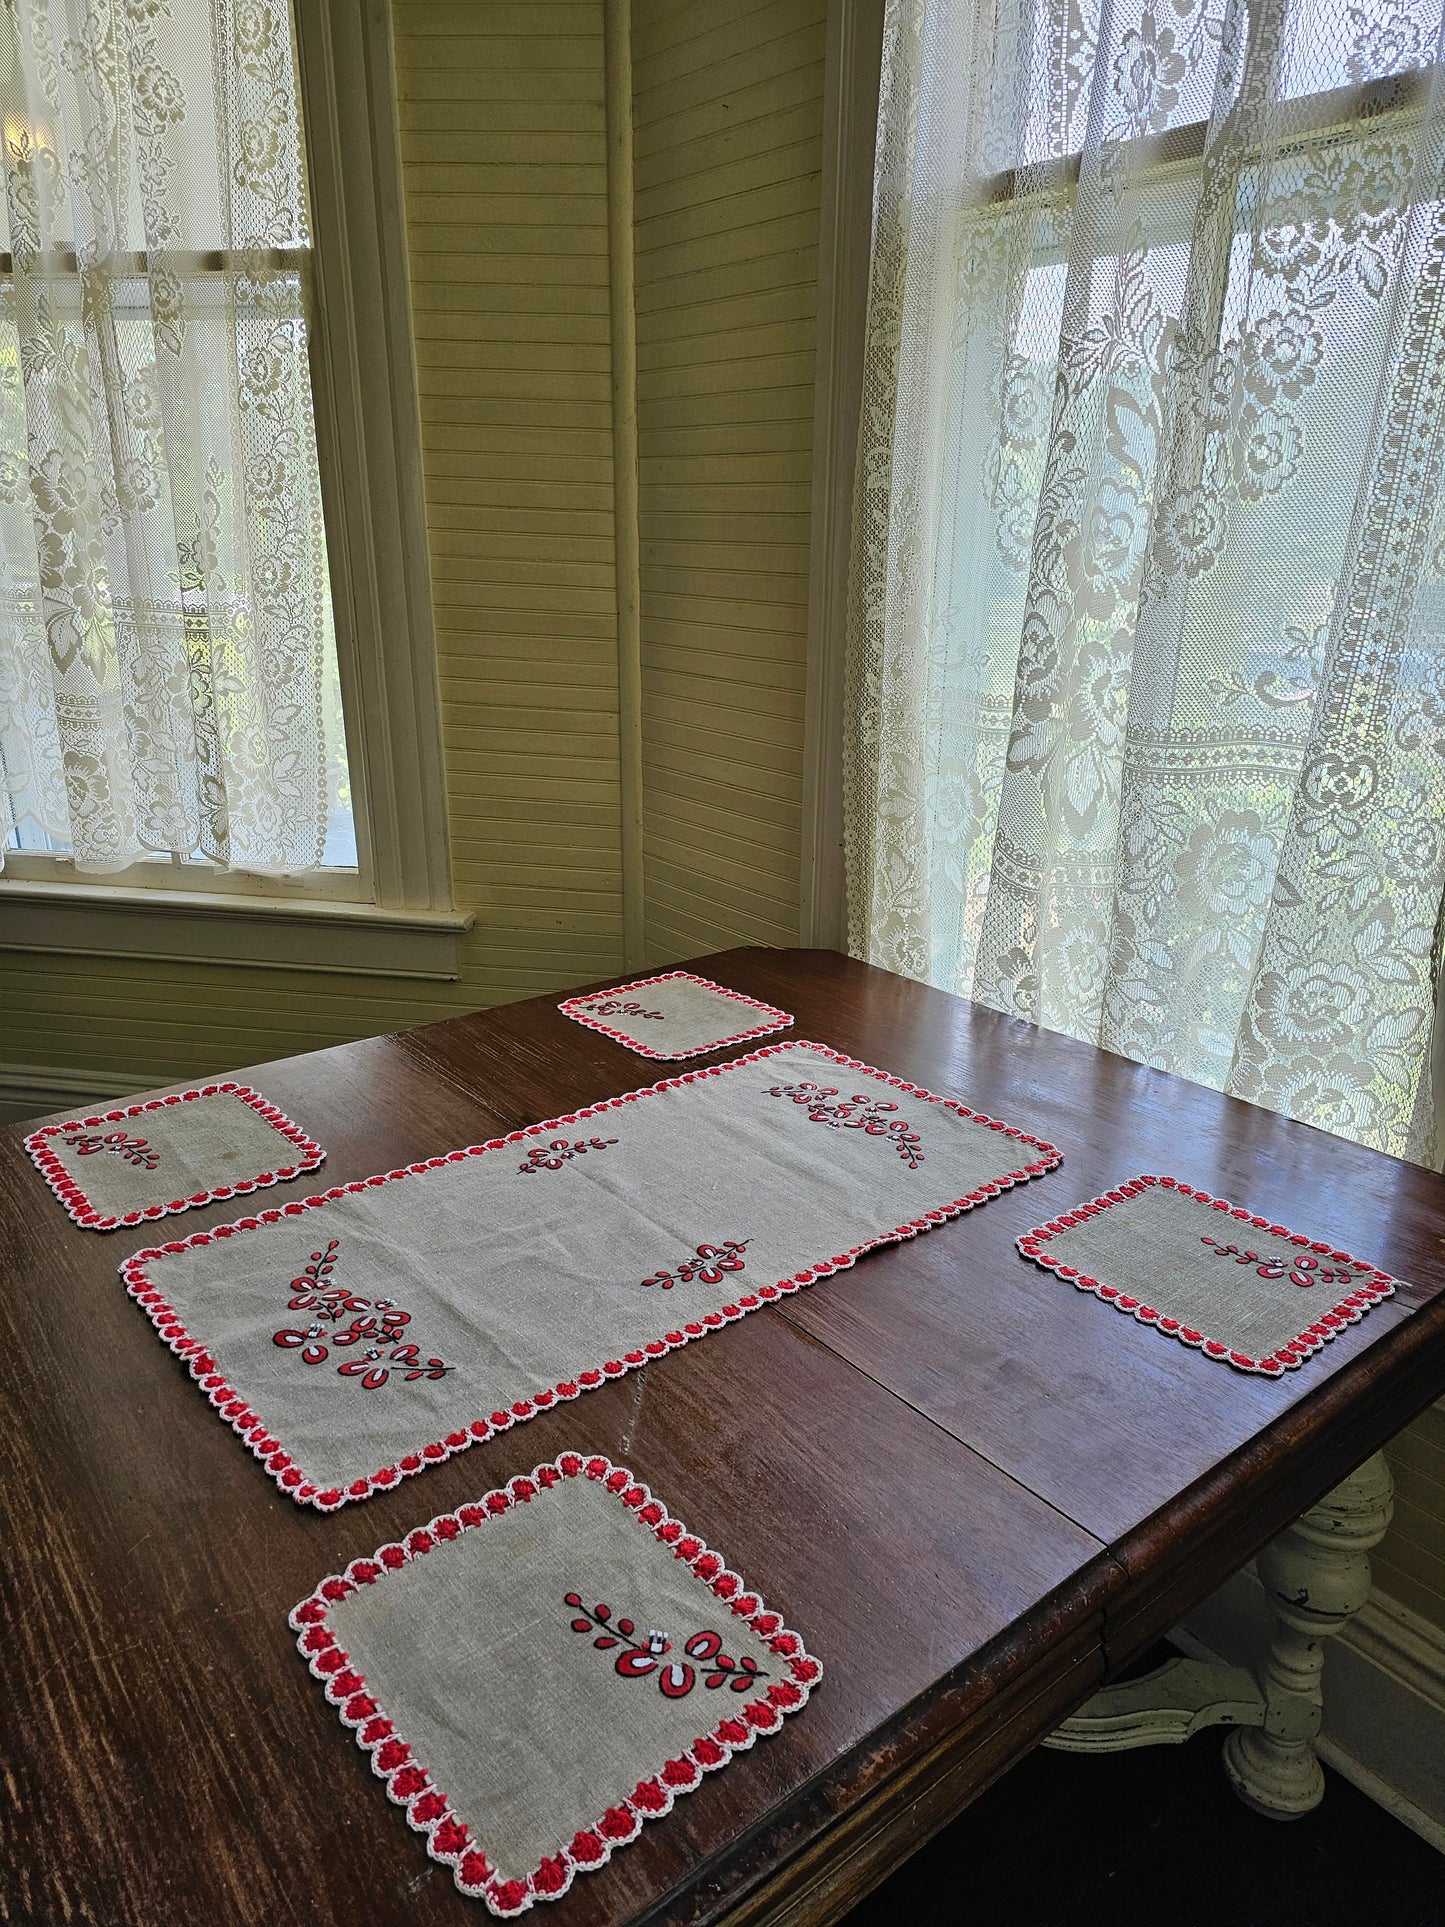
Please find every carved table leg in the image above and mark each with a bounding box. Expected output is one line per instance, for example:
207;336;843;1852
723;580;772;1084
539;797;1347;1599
1222;1450;1393;1819
1046;1452;1394;1820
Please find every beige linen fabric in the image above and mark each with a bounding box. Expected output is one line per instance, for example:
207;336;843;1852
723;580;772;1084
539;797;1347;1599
558;972;791;1058
130;1042;1058;1496
1020;1178;1393;1366
32;1088;320;1223
322;1472;790;1882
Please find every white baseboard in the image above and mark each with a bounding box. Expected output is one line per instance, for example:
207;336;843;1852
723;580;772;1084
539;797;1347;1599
0;1062;146;1126
1178;1569;1445;1853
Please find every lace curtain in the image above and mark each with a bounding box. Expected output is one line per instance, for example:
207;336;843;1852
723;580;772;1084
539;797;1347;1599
0;0;340;874
845;0;1445;1162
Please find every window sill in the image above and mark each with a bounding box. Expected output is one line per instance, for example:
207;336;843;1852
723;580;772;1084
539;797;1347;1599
0;878;473;980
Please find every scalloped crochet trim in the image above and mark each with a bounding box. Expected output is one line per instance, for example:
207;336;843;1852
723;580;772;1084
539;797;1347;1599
289;1451;821;1915
25;1083;325;1232
1017;1174;1396;1377
119;1039;1061;1509
557;971;793;1059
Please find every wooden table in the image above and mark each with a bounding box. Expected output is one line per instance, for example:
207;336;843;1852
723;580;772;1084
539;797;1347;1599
4;947;1444;1926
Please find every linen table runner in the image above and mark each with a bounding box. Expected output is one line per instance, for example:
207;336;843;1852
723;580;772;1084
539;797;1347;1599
291;1452;820;1916
27;1084;325;1232
1017;1175;1397;1376
121;1040;1060;1508
557;971;792;1058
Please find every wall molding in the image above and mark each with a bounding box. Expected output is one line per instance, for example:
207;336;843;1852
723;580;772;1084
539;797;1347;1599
1179;1566;1445;1853
0;878;472;980
0;1063;147;1128
799;0;885;950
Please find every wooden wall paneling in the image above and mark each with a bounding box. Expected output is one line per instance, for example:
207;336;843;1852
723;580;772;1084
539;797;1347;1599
632;0;828;966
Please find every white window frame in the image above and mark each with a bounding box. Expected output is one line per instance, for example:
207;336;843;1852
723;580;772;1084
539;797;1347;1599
0;0;470;981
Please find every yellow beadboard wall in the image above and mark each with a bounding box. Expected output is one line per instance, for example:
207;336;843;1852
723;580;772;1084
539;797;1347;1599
632;0;825;961
392;0;626;990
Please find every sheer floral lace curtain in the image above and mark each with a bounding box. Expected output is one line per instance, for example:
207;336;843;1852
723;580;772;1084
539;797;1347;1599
0;0;340;875
845;0;1445;1162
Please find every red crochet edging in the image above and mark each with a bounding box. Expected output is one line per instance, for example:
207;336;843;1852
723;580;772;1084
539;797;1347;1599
25;1083;325;1233
557;971;793;1060
289;1451;822;1916
117;1039;1061;1510
1016;1174;1396;1377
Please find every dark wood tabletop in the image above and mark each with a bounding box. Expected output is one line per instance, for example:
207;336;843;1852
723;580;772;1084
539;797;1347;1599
5;947;1445;1927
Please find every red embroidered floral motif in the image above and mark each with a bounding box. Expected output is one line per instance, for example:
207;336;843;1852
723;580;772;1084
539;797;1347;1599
518;1135;618;1175
765;1081;923;1167
61;1129;160;1171
640;1240;749;1289
272;1240;453;1388
582;999;665;1021
1200;1236;1353;1289
564;1594;767;1699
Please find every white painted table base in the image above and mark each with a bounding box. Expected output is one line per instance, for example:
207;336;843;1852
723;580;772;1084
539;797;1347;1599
1046;1452;1395;1818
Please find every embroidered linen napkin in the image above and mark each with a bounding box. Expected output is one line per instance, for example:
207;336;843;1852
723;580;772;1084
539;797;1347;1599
26;1083;325;1232
557;971;792;1058
1017;1174;1396;1376
121;1039;1060;1507
291;1452;819;1917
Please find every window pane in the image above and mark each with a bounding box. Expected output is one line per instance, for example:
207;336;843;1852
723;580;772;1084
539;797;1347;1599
0;0;354;877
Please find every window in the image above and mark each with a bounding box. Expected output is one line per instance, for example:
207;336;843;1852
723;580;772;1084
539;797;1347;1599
932;28;1437;1003
0;0;464;975
836;0;1445;1160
